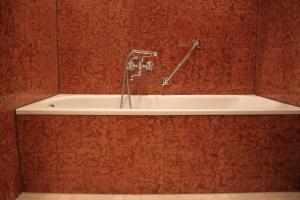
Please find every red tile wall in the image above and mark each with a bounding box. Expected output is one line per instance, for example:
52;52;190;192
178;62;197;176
17;115;300;193
1;0;300;198
57;0;257;94
255;0;300;106
0;1;58;199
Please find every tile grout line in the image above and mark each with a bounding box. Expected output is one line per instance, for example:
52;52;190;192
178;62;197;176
253;0;259;95
161;117;165;194
13;112;24;193
16;192;300;200
108;119;112;194
213;116;218;193
55;0;60;94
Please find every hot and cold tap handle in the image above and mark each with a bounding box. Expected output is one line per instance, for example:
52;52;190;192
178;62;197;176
127;50;158;80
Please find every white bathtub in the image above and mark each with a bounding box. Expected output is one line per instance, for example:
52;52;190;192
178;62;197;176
16;94;300;115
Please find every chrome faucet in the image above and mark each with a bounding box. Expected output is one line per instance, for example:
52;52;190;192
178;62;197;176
127;50;157;80
161;40;200;86
120;50;158;109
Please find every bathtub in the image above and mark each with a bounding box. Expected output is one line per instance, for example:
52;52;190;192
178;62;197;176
16;94;300;193
16;94;300;115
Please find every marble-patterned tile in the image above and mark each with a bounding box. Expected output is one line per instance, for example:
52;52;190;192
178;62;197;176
265;116;300;191
1;0;58;199
215;116;269;192
0;111;16;152
17;115;59;192
0;149;20;200
110;116;163;193
256;0;300;106
11;0;58;107
55;116;111;193
163;116;217;193
17;115;300;194
57;0;257;94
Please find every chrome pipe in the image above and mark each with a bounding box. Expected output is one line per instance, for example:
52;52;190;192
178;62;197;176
120;53;133;109
161;40;200;86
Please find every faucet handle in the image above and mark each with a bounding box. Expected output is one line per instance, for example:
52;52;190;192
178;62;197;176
145;61;154;71
127;60;135;71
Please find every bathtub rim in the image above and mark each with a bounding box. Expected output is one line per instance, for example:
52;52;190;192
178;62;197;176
16;94;300;115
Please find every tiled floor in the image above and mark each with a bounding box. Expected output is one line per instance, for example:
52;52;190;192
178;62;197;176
16;192;300;200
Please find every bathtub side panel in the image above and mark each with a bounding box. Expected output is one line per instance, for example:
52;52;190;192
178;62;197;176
17;116;59;192
17;115;300;193
109;116;163;193
215;116;270;192
55;116;111;193
265;116;300;191
162;116;217;193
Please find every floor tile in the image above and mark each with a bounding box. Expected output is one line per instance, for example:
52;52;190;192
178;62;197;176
16;192;300;200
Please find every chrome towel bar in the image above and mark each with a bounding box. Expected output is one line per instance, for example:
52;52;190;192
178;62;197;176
161;40;200;86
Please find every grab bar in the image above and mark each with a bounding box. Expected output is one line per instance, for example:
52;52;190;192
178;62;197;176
161;40;200;86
